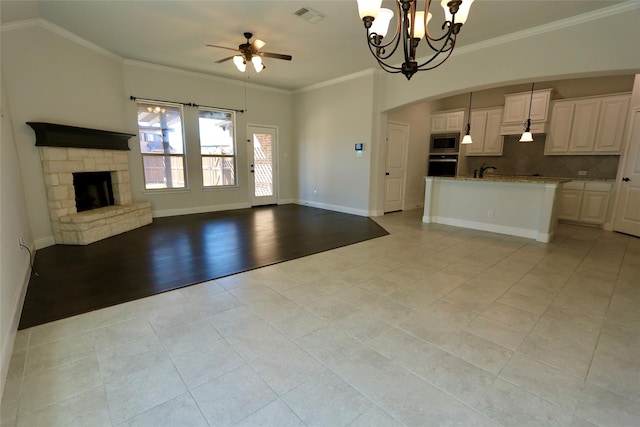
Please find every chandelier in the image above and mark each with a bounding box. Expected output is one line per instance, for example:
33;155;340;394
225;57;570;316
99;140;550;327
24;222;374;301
357;0;474;80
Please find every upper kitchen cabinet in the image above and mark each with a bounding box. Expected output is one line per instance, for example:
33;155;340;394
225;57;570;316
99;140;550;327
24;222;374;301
500;89;552;136
545;93;631;155
431;109;465;134
465;108;504;156
594;94;630;153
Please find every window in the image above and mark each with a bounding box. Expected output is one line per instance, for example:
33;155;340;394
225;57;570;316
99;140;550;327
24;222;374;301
136;102;186;189
199;108;237;187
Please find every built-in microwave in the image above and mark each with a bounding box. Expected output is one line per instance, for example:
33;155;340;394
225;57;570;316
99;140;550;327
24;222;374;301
430;133;460;153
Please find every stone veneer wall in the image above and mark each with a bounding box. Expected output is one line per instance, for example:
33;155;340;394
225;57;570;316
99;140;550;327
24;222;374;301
39;146;152;245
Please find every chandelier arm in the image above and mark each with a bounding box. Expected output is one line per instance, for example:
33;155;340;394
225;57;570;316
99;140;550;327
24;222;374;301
423;31;455;54
414;44;455;71
366;31;403;63
425;21;456;44
364;0;403;53
402;6;413;64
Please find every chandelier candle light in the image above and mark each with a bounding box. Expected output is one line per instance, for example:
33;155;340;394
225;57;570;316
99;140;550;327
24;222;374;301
357;0;474;80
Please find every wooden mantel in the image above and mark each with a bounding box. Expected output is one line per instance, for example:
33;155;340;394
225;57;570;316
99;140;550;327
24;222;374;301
27;122;135;151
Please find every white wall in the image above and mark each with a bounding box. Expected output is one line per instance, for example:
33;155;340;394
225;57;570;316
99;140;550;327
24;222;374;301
1;22;294;246
293;73;376;215
0;81;34;399
1;23;129;248
122;62;294;217
379;3;640;111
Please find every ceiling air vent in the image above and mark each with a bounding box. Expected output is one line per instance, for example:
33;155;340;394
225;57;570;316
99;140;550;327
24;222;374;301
293;7;325;24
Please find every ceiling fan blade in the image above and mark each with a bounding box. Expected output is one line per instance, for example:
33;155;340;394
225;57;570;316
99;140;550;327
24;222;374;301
251;39;266;51
206;44;239;52
215;56;235;64
259;52;292;61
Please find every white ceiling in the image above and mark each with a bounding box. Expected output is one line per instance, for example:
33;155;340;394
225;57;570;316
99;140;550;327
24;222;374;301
1;1;626;91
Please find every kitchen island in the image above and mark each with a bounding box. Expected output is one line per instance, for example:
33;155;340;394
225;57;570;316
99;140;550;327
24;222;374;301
423;176;570;242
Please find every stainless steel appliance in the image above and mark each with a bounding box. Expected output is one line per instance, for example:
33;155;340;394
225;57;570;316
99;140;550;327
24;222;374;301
429;133;460;153
428;154;458;177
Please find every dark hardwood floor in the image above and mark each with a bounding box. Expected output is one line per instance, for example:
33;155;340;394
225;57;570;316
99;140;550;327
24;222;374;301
19;205;389;329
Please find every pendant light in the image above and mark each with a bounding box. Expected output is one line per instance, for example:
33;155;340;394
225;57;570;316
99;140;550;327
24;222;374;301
461;92;473;144
519;83;535;143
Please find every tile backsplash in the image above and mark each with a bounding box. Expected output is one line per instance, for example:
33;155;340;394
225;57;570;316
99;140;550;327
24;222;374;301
461;135;620;179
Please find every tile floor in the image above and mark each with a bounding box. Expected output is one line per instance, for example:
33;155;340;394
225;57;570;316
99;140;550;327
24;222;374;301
2;210;639;426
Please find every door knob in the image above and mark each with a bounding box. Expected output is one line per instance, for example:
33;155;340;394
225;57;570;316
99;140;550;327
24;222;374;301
622;177;631;182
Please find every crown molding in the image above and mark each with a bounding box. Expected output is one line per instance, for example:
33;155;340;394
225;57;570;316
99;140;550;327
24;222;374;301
296;69;376;94
122;59;290;95
2;18;123;62
451;1;640;58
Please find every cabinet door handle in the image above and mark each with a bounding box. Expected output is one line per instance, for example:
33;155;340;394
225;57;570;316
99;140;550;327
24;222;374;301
385;172;390;175
622;177;631;182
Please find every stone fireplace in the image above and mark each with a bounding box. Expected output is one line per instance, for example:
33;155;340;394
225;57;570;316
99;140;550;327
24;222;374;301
28;122;152;245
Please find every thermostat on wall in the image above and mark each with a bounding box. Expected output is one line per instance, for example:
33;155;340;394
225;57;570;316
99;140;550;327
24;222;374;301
355;143;364;151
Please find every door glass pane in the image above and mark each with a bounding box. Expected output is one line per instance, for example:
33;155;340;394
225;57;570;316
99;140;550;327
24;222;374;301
253;133;273;197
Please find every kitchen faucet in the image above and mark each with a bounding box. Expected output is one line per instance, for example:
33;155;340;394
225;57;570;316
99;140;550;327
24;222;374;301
478;165;497;178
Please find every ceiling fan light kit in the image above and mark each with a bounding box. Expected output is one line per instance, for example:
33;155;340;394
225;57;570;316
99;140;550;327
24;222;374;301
357;0;474;80
207;32;291;74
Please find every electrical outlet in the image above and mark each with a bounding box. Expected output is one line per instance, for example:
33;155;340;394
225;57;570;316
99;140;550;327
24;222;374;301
578;171;587;176
487;210;494;218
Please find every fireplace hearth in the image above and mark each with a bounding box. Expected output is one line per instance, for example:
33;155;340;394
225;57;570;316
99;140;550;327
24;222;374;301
28;122;152;245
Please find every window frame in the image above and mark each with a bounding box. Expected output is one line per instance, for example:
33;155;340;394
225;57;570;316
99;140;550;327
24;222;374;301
198;107;238;189
136;101;188;191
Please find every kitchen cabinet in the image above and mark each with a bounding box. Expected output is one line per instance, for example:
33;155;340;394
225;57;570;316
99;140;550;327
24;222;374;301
500;89;552;135
465;108;504;156
431;110;465;134
545;93;630;155
594;95;630;153
558;180;613;225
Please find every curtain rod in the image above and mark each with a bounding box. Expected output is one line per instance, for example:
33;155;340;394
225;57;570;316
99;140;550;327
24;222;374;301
129;96;244;113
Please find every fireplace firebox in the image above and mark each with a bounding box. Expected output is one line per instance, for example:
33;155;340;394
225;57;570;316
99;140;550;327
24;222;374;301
73;171;115;212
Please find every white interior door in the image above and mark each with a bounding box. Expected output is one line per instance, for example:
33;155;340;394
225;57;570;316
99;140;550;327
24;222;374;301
384;122;409;213
248;125;278;206
613;108;640;237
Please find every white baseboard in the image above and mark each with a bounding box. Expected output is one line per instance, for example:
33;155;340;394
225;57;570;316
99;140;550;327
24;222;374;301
1;252;31;399
35;235;55;249
152;202;252;218
429;216;547;242
294;199;371;217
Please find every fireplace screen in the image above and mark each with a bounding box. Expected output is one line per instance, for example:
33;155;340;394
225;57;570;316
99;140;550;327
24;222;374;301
73;171;115;212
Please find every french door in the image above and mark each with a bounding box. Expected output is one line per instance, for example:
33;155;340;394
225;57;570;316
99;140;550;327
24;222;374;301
248;125;278;206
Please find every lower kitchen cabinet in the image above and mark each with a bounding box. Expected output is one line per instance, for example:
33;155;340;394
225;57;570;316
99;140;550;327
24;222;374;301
558;181;613;225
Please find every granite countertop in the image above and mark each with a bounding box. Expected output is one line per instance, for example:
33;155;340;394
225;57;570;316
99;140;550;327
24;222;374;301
428;175;573;184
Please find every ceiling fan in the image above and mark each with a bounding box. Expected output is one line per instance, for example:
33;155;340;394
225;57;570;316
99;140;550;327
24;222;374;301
207;32;292;73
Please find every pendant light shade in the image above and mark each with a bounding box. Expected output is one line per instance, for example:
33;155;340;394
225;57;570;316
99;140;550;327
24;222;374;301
519;130;534;143
520;83;535;143
461;92;473;145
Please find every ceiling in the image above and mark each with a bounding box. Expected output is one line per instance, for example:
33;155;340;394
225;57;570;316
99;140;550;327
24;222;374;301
0;1;626;91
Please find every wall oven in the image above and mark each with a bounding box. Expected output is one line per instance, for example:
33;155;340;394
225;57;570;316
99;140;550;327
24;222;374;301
428;154;458;177
430;133;460;153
